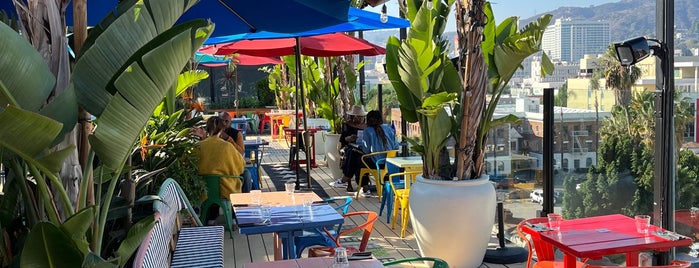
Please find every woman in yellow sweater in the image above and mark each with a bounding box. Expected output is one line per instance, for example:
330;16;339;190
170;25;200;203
197;117;250;223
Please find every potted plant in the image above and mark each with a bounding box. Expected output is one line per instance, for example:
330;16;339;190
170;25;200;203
385;0;552;266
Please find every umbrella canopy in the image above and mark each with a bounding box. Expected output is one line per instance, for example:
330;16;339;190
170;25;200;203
199;33;386;57
204;7;409;45
2;0;352;34
194;53;283;66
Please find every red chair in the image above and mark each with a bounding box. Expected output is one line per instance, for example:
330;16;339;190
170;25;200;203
583;260;691;268
517;218;587;268
307;211;378;257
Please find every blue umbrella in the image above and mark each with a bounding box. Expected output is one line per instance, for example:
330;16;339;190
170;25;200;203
204;7;409;45
2;0;353;34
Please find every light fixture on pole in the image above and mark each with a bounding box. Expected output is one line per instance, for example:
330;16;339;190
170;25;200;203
613;36;665;66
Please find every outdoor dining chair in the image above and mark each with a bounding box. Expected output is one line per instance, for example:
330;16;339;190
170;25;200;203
282;196;353;259
387;171;421;238
382;257;449;268
583;260;691;267
200;174;243;238
517;218;587;268
357;150;399;199
307;211;378;257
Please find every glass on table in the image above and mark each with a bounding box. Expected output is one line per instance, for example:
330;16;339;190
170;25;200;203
635;215;651;235
260;205;272;224
333;247;349;268
547;213;562;231
284;181;296;195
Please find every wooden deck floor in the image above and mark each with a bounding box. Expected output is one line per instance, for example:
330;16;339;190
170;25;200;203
223;134;527;268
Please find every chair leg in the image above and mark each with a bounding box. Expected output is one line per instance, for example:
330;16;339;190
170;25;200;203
392;197;399;230
374;172;382;200
220;201;234;239
401;201;410;238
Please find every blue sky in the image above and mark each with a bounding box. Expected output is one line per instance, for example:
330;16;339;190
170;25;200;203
367;0;617;31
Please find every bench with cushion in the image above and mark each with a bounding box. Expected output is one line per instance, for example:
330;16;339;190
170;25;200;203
133;178;225;268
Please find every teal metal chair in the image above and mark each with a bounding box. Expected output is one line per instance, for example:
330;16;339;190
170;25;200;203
282;196;353;259
382;257;449;268
200;174;242;239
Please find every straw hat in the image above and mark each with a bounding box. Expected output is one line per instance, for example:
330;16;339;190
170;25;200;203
347;105;367;116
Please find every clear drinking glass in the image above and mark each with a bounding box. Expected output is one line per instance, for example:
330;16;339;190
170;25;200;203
332;247;349;268
635;215;651;234
284;181;295;195
547;213;562;231
260;206;272;224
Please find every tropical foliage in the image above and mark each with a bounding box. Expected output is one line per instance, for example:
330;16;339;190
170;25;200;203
0;0;212;266
386;0;553;180
563;91;698;218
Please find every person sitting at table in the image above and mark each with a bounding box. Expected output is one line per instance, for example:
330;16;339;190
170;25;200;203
195;116;252;224
218;112;245;155
330;105;367;191
353;110;399;196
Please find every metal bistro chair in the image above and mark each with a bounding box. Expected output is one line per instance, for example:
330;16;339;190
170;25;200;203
200;174;243;239
307;211;378;258
357;150;398;199
517;218;587;268
382;257;449;268
281;196;353;259
387;171;420;238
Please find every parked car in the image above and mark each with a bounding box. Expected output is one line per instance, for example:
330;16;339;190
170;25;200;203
490;177;513;189
530;189;562;204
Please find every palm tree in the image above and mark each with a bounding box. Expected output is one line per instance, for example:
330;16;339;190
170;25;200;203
598;45;642;107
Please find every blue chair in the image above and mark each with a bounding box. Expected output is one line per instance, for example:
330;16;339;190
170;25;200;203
281;196;353;259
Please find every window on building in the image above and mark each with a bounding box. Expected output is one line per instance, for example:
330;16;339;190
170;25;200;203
574;159;580;169
586;157;593;167
586;140;593;151
586;125;593;133
562;141;569;151
562;158;569;171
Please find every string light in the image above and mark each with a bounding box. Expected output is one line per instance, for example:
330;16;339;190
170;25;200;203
380;4;388;23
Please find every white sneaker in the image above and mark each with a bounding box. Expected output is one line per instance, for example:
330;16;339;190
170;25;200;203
360;189;372;198
330;179;347;188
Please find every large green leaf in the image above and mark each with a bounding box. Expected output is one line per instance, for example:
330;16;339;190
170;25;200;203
89;21;212;169
115;215;156;267
73;0;201;116
385;36;420;123
20;222;83;268
0;106;70;174
0;22;55;112
39;86;79;146
61;206;97;256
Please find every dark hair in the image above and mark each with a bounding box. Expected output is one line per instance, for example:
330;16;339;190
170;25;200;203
366;110;387;146
205;117;224;136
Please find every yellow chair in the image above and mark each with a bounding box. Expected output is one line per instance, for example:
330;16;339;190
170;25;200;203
387;171;420;238
356;150;399;199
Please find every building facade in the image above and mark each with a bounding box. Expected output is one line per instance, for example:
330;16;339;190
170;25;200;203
542;18;610;63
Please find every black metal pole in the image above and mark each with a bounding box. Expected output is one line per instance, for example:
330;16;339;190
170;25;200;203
542;88;554;216
399;10;409;157
377;84;383;116
654;0;674;264
359;31;366;105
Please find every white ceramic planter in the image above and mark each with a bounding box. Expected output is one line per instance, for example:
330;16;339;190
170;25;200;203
323;133;344;179
409;175;496;268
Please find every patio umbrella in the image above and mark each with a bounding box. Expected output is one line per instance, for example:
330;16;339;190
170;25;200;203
2;0;354;34
194;53;283;66
199;33;386;57
204;7;410;45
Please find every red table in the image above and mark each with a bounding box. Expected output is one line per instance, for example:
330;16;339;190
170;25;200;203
522;214;692;267
284;127;320;168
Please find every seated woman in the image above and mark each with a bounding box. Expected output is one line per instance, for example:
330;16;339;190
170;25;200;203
330;105;367;191
196;117;252;224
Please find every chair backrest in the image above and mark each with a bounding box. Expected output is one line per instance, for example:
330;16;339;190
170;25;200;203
201;174;243;199
584;260;691;268
361;150;399;170
133;212;168;268
324;196;353;215
517;218;556;268
155;178;202;226
388;171;421;192
324;211;378;252
381;257;449;268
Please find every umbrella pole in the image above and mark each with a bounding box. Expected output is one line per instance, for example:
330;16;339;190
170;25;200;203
294;37;312;190
294;42;301;190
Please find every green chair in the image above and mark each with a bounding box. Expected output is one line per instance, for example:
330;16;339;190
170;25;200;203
200;174;242;239
382;257;449;268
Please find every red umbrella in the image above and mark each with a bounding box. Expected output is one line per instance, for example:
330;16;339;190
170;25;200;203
198;33;385;57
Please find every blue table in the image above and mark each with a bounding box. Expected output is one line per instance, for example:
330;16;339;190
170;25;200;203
234;202;343;260
244;139;269;190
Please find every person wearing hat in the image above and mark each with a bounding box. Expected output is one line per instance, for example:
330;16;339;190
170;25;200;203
330;105;368;194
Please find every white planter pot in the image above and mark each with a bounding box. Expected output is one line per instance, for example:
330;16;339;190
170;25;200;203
314;131;326;155
409;175;496;268
323;133;343;179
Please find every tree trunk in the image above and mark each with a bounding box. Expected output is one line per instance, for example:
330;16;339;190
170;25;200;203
455;0;489;180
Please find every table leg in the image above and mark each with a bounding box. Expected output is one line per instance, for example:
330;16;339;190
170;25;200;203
625;251;639;266
564;254;576;268
273;233;282;260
